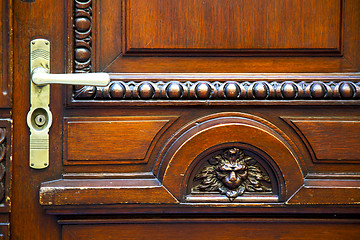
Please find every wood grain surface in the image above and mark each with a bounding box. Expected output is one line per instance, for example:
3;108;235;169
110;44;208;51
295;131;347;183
288;118;360;161
7;0;360;239
62;220;360;240
126;0;341;53
0;0;11;108
65;116;176;163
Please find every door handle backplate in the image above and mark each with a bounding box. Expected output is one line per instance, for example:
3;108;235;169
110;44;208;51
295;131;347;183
27;39;110;169
27;39;52;169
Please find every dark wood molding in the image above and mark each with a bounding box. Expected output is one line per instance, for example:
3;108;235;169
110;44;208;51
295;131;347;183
39;178;178;206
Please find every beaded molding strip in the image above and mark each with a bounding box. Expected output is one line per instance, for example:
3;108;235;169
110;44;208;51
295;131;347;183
74;79;360;100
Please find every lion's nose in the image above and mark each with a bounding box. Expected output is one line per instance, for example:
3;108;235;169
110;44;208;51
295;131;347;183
229;171;237;182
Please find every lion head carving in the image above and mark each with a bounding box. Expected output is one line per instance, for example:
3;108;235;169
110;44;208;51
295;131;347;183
192;148;271;201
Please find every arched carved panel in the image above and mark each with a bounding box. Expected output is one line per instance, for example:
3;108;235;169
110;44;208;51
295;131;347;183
157;112;304;202
187;145;280;202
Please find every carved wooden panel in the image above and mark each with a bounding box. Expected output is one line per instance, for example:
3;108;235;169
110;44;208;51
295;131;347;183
0;121;10;240
284;118;360;163
189;148;274;202
0;121;10;212
0;223;9;240
158;113;302;202
64;116;177;164
125;0;342;55
40;112;360;211
0;129;6;207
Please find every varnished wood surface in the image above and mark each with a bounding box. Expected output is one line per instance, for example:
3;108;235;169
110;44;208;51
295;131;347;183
95;0;359;73
8;0;360;239
65;116;176;163
59;106;360;177
126;0;341;53
12;0;64;239
0;0;11;108
0;2;13;234
287;118;360;161
0;223;9;240
40;179;178;205
288;187;360;205
62;219;360;240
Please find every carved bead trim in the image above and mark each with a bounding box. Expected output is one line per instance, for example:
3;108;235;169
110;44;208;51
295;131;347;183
73;0;96;98
74;0;92;73
191;148;272;202
0;128;6;204
74;80;360;100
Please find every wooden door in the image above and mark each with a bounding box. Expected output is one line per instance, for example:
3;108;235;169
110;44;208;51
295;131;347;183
5;0;360;239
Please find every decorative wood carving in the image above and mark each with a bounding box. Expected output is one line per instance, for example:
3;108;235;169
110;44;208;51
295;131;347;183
191;148;271;201
159;113;303;202
74;79;360;100
0;128;6;204
73;0;96;98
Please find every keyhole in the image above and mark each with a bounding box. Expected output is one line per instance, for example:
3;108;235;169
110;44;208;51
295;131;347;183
34;114;46;127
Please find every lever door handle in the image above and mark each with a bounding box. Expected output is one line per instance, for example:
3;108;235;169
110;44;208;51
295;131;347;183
27;38;109;169
32;67;110;86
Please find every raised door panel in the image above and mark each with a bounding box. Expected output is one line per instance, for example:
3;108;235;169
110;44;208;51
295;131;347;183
88;0;360;74
126;0;341;53
284;118;360;162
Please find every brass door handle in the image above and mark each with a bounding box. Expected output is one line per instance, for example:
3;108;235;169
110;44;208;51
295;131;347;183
32;67;110;86
27;39;110;169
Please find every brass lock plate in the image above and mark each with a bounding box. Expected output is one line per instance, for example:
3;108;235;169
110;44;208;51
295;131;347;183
27;39;52;169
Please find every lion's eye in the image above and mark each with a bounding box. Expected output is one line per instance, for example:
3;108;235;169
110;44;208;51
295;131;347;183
220;166;231;171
